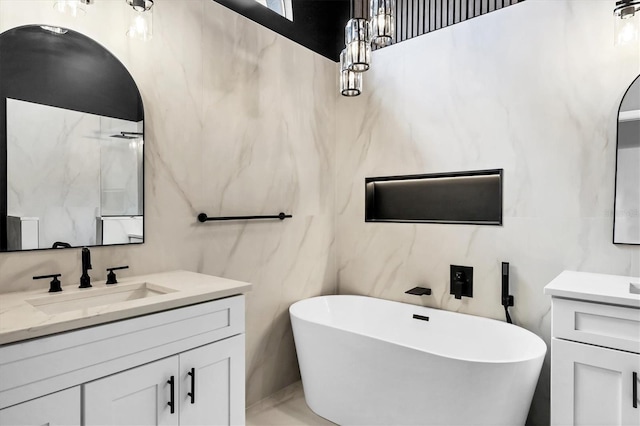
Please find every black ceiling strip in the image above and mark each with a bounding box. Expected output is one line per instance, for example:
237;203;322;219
211;0;525;60
211;0;349;62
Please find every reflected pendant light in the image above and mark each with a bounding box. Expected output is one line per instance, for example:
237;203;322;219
340;49;362;96
126;0;154;41
614;0;640;45
53;0;93;17
370;0;395;47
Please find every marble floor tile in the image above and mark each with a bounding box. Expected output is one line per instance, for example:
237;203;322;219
246;381;335;426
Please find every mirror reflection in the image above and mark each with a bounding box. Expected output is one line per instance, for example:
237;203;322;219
0;25;145;251
255;0;293;20
6;99;143;250
614;75;640;245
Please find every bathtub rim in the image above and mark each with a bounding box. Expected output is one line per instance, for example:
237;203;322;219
290;294;547;365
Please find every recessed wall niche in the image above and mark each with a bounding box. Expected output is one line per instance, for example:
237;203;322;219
365;169;503;225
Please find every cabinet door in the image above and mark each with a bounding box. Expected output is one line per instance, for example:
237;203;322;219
551;338;640;426
0;387;80;426
84;356;179;426
179;335;245;426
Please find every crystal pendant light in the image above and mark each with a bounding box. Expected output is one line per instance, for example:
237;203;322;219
614;0;640;46
370;0;395;47
53;0;93;18
340;49;362;97
339;0;394;97
345;18;371;72
126;0;154;41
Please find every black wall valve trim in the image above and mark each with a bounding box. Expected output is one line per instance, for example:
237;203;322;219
405;287;432;296
33;274;62;293
450;265;473;299
106;266;129;285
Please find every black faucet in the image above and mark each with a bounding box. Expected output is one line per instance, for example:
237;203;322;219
79;247;92;288
405;286;432;296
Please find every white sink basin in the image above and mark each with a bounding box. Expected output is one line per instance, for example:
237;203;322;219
27;282;176;315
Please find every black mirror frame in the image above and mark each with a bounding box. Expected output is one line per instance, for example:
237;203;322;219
612;73;640;246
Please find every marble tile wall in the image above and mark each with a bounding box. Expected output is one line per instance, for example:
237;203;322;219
335;1;640;424
0;0;336;406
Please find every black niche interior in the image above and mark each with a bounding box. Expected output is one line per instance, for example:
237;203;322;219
365;169;503;225
0;25;144;251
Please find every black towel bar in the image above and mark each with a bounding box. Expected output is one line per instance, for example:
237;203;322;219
197;212;292;222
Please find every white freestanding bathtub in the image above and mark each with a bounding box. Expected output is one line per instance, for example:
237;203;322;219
290;295;546;426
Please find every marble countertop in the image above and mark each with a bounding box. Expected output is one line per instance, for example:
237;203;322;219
544;270;640;308
0;270;252;345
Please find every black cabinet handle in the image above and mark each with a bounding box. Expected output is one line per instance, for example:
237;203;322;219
634;371;638;409
187;368;196;404
167;376;175;414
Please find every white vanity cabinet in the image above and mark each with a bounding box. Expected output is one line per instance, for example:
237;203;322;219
0;387;80;425
552;337;638;425
0;293;246;426
84;335;244;426
545;271;640;426
86;356;179;426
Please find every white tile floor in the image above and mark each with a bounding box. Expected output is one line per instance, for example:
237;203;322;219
246;381;336;426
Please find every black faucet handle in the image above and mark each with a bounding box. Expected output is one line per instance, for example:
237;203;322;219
106;266;129;285
33;274;63;293
405;286;432;296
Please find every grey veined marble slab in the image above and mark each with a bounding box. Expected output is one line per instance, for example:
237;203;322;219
0;270;252;345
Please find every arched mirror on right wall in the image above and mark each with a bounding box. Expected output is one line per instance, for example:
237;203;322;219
614;74;640;245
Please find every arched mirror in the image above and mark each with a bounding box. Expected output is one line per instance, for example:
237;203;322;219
0;25;144;251
614;74;640;245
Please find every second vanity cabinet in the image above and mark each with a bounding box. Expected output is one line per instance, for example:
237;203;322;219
545;271;640;426
0;287;247;426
